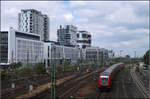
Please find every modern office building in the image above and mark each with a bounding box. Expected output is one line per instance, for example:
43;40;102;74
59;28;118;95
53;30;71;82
57;25;78;46
77;31;91;49
82;47;109;60
108;50;114;58
0;27;44;66
0;31;8;65
98;48;109;59
18;9;49;41
84;46;99;60
44;41;80;67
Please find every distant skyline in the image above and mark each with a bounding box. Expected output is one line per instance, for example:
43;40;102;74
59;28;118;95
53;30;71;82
1;1;149;57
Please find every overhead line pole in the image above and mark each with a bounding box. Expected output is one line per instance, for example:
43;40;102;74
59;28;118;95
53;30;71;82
51;44;56;99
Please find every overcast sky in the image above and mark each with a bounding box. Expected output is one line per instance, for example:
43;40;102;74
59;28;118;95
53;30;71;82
1;1;149;57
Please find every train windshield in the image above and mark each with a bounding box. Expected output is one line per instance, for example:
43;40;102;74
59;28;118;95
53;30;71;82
101;77;108;85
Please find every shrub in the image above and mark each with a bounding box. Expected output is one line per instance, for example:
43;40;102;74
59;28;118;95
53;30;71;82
143;49;150;65
10;62;22;71
16;67;34;77
1;71;11;80
56;66;64;72
61;60;69;71
136;66;139;72
34;62;46;74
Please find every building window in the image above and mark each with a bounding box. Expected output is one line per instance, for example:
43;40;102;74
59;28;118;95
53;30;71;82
82;45;86;49
88;35;91;38
48;46;50;58
77;34;79;38
82;34;87;38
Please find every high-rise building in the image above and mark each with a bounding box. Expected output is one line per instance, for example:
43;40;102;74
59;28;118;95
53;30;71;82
18;9;49;41
43;15;49;41
57;25;77;46
77;31;91;49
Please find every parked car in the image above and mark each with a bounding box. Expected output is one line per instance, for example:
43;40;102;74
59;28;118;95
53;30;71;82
143;64;149;70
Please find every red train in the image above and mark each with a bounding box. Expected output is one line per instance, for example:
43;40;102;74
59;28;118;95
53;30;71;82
98;63;124;90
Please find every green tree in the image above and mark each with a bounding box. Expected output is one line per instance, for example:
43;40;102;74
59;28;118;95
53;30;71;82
16;67;34;77
125;55;130;58
34;62;46;74
1;71;11;80
143;49;150;65
61;60;70;71
10;62;22;71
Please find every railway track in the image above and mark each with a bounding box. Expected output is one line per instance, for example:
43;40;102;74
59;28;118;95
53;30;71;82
1;75;50;99
31;67;107;99
59;76;89;98
21;70;91;99
58;67;107;99
96;65;129;99
58;72;95;98
2;67;107;99
80;64;146;99
2;71;76;99
130;67;150;98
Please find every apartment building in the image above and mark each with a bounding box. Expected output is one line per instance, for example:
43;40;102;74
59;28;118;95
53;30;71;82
57;25;77;46
18;9;49;41
77;30;91;49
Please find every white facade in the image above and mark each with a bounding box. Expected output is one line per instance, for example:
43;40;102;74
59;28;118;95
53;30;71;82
44;41;80;68
7;27;44;65
77;31;91;49
18;9;49;41
108;50;114;58
82;47;109;60
57;25;77;46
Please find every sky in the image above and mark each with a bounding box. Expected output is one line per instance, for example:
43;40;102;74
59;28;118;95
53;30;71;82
1;1;149;57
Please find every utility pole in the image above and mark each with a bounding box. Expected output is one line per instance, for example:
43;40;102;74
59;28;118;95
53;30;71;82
102;51;104;66
27;49;29;65
51;44;56;99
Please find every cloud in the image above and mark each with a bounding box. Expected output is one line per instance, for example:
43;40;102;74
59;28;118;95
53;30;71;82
107;7;142;24
1;1;149;57
63;13;74;22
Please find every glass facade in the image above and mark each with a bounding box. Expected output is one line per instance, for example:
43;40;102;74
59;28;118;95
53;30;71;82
0;32;8;63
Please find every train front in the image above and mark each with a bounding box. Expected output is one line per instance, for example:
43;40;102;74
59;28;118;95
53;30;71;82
98;74;111;90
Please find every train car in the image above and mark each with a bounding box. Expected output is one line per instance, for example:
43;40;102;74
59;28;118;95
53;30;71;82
98;63;124;91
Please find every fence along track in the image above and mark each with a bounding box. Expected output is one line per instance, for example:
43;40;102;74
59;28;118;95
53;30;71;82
130;67;150;98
